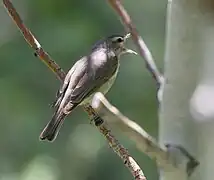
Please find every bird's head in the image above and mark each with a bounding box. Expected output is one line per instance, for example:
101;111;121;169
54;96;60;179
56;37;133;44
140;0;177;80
92;33;137;57
106;33;137;57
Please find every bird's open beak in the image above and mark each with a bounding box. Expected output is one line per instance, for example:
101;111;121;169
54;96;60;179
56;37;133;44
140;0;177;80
124;33;137;55
124;48;138;55
124;33;131;40
123;33;138;55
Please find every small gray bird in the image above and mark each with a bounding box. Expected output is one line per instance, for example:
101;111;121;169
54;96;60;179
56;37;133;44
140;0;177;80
40;33;137;142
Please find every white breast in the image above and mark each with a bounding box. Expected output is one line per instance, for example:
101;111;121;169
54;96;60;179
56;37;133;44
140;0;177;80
80;64;120;105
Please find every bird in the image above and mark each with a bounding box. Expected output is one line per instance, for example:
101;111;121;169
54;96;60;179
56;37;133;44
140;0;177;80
39;33;137;142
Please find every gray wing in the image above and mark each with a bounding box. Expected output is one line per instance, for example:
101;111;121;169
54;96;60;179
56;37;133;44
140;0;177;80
70;48;119;104
52;58;87;109
53;48;118;110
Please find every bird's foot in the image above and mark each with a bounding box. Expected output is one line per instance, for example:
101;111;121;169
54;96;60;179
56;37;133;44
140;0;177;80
91;115;104;126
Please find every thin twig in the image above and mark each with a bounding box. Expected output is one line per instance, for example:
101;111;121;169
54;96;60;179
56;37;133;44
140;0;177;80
107;0;164;94
3;0;146;179
2;0;65;81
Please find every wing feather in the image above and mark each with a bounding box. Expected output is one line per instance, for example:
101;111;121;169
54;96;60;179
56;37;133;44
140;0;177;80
53;48;118;109
69;48;118;104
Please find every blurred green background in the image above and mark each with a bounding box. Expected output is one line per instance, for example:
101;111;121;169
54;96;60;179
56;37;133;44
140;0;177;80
0;0;166;179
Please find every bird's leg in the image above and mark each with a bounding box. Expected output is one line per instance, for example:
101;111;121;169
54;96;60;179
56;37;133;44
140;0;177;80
83;105;104;126
93;115;104;126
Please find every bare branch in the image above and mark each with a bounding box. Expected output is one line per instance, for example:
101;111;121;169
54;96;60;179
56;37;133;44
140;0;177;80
107;0;164;99
105;2;199;176
3;0;65;81
91;92;199;175
3;0;147;179
91;92;174;169
83;105;146;180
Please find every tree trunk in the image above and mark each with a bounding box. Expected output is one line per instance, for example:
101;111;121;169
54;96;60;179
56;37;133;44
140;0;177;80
159;0;214;179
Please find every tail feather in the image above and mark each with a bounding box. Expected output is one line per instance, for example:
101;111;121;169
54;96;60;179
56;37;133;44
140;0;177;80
40;102;77;142
39;112;66;142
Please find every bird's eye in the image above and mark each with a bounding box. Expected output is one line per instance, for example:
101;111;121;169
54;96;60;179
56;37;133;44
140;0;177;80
117;37;123;43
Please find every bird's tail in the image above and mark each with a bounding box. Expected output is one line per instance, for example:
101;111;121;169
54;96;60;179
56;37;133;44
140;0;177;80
40;101;77;142
39;112;67;142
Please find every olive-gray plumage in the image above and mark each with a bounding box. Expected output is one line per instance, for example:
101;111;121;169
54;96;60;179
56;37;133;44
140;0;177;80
40;34;137;142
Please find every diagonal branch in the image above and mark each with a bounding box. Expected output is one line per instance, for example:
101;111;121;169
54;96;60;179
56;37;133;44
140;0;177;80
84;105;146;180
92;92;199;175
105;0;199;176
92;92;173;170
107;0;164;100
2;0;146;179
2;0;65;81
